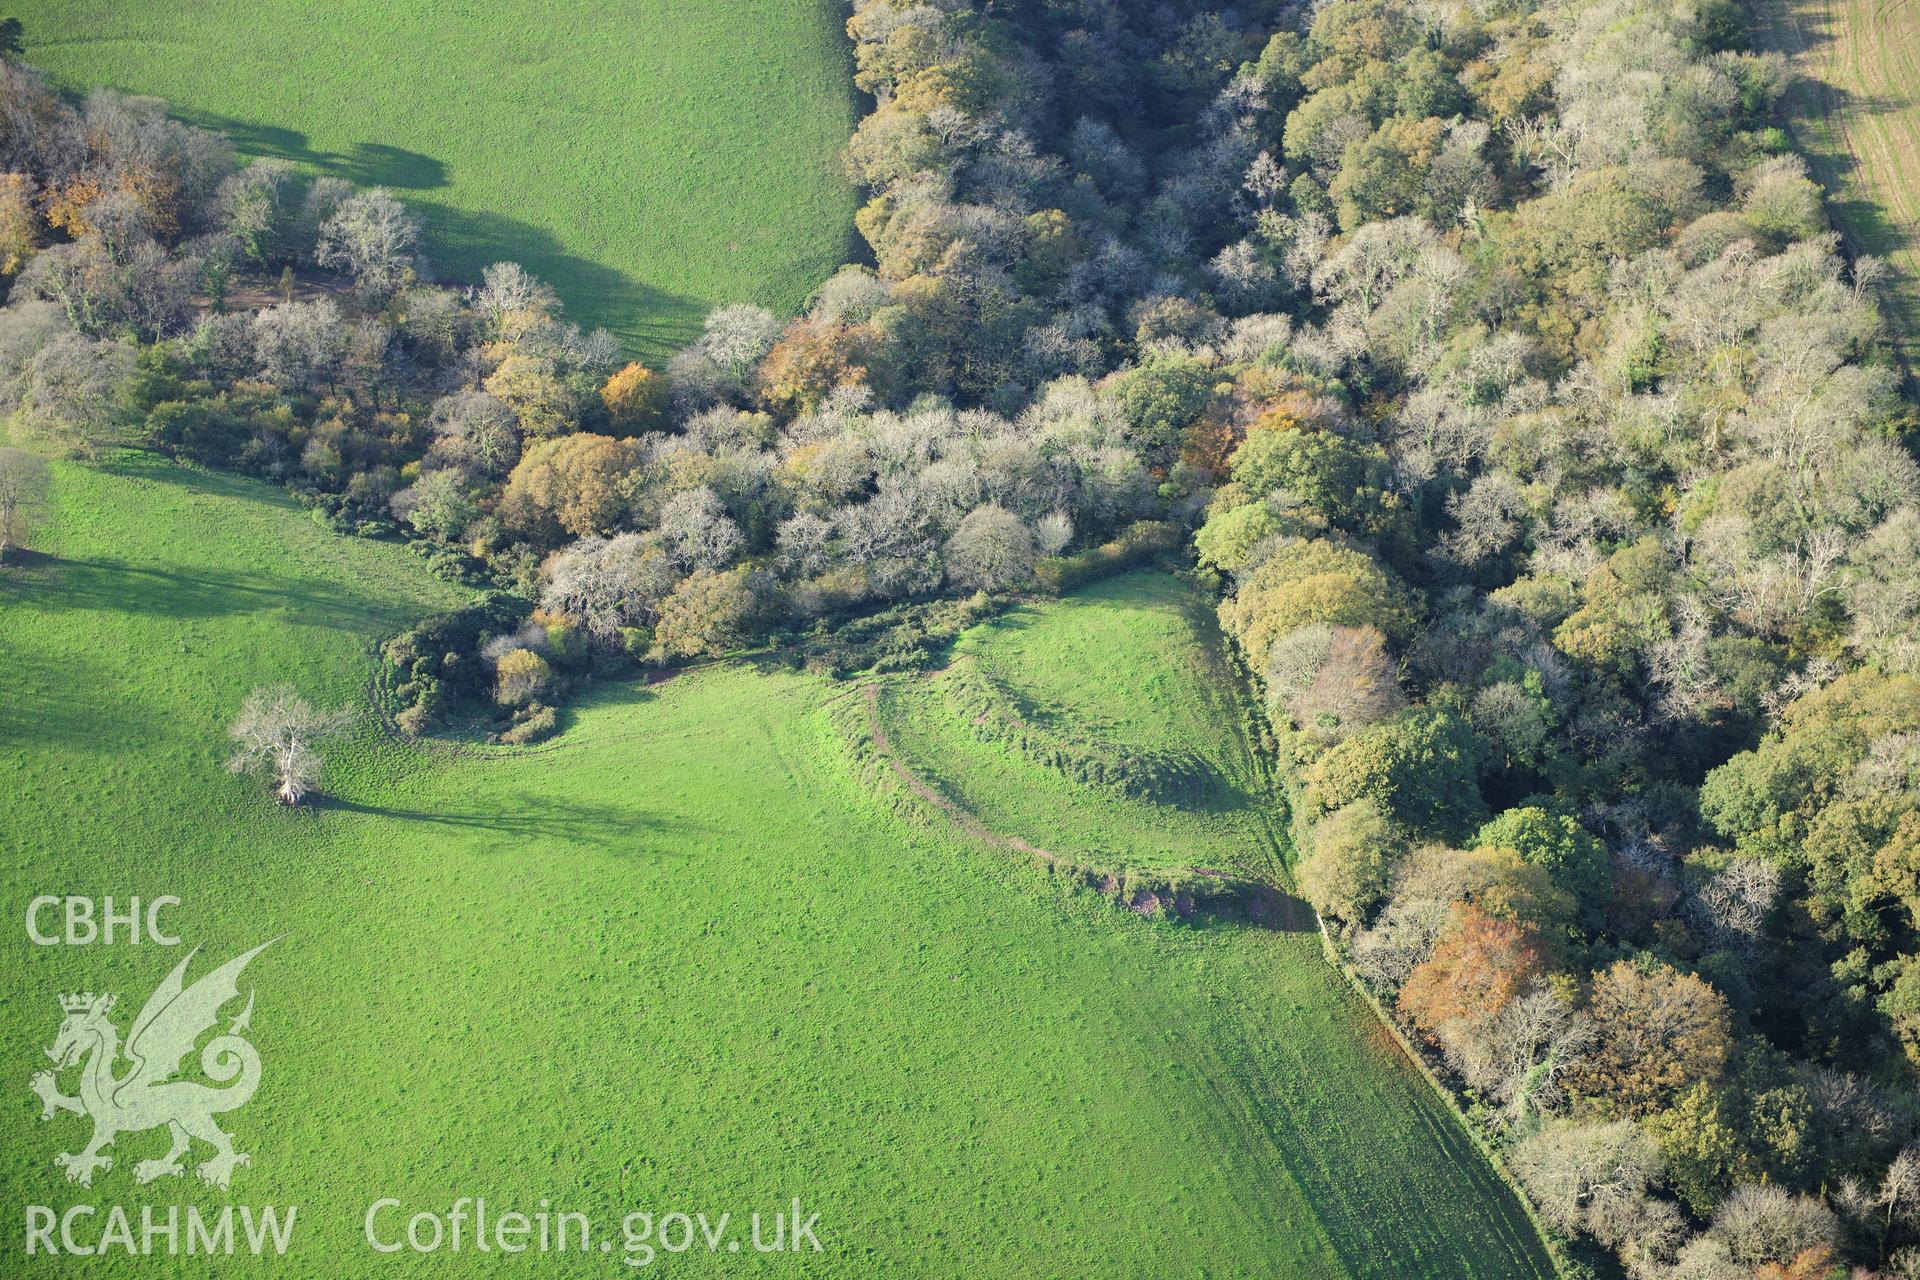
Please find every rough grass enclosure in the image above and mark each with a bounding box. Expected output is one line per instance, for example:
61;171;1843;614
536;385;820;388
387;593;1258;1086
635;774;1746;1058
940;655;1215;805
17;0;860;358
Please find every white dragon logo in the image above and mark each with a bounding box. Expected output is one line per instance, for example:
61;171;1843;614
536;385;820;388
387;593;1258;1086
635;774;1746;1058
29;939;277;1190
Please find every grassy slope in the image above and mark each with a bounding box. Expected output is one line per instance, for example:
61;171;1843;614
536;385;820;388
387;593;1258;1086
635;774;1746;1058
1;463;1552;1276
868;571;1555;1277
1757;0;1920;361
16;0;859;360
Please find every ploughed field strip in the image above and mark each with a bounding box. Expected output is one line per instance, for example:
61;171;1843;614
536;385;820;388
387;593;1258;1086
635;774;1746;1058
1;462;1551;1275
1759;0;1920;359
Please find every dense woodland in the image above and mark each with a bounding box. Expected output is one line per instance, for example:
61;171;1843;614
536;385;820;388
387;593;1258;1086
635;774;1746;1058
4;0;1920;1273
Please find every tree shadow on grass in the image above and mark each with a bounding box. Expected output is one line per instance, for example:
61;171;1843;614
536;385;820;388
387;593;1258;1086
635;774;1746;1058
0;548;401;634
171;111;709;359
1789;81;1915;259
317;792;709;856
426;203;708;359
1758;0;1920;366
96;453;290;500
170;112;449;190
0;644;148;752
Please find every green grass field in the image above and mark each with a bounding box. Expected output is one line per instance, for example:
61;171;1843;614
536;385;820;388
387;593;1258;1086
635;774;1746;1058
1758;0;1920;363
16;0;860;359
0;459;1554;1276
872;577;1284;880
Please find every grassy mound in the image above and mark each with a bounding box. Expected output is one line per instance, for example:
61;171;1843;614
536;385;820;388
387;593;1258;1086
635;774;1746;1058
872;574;1277;880
1;462;1553;1276
18;0;859;358
939;655;1214;805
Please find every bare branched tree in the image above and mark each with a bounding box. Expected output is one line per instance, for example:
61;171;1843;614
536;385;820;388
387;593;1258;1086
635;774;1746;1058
314;188;422;300
1692;856;1781;952
1034;510;1074;556
226;685;349;805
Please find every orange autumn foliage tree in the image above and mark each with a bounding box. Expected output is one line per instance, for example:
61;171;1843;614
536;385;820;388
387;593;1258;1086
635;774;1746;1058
1753;1247;1833;1280
1570;959;1734;1119
600;361;668;435
45;158;182;243
499;433;646;541
757;320;874;416
1180;400;1240;476
1182;384;1344;478
1398;902;1548;1039
111;163;184;240
43;174;103;238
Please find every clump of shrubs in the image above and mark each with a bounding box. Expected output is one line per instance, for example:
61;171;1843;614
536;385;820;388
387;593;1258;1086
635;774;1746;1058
1050;861;1258;922
495;703;557;745
493;647;553;708
782;592;1004;677
383;592;529;734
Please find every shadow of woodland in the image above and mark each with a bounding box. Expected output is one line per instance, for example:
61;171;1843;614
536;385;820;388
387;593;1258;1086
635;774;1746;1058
174;110;727;358
0;549;382;624
171;111;450;190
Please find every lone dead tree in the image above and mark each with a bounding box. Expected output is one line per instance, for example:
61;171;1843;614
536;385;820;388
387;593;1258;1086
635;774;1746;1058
226;685;349;804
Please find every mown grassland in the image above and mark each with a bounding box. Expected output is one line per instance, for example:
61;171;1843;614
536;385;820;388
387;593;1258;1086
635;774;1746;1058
1758;0;1920;360
16;0;860;359
1;461;1553;1276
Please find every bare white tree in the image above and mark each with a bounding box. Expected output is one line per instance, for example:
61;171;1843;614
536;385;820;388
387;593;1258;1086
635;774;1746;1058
1692;856;1781;951
251;297;347;393
22;332;134;456
656;486;743;571
1266;623;1403;744
1441;978;1592;1126
1878;1146;1920;1257
1663;1235;1748;1280
1708;1184;1840;1269
315;188;422;299
427;389;521;477
1440;472;1529;565
696;304;779;378
1510;1119;1663;1244
944;503;1035;592
541;532;678;641
809;266;890;325
1206;239;1277;309
1034;511;1074;556
473;261;559;339
226;685;349;805
776;511;835;576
